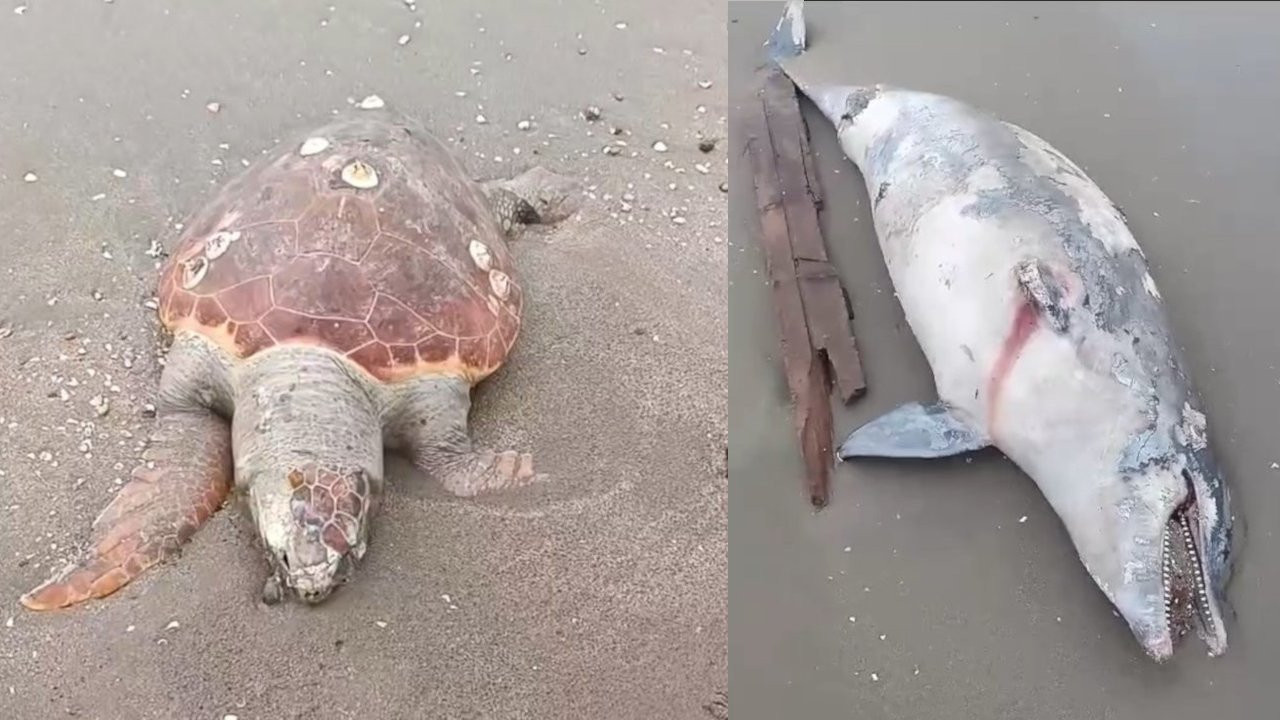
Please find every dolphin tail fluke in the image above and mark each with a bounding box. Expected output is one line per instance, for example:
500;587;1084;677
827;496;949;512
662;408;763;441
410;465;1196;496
837;402;990;460
767;0;807;63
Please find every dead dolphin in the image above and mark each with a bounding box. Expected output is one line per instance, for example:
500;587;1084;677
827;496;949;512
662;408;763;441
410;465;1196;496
766;0;1234;662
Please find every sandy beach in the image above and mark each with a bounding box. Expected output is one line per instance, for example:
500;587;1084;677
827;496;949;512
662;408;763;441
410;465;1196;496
730;2;1280;718
0;1;727;718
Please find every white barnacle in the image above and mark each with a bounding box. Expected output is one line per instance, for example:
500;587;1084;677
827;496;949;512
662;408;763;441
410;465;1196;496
204;230;241;260
341;160;379;189
181;255;209;289
488;269;510;300
468;240;493;272
299;137;330;157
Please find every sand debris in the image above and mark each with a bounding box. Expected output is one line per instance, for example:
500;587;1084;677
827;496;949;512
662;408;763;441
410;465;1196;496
299;137;330;156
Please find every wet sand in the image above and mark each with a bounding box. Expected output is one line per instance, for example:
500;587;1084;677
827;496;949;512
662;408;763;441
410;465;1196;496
730;2;1280;718
0;1;726;718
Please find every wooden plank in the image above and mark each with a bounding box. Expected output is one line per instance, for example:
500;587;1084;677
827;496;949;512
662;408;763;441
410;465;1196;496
759;71;867;404
745;66;868;508
796;95;823;211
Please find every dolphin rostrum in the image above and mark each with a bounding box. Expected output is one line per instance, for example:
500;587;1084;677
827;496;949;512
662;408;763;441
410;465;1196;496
766;0;1234;662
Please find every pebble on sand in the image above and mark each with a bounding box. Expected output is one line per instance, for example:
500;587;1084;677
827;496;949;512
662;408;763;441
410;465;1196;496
357;95;386;110
206;101;221;113
398;34;411;46
652;141;669;152
112;168;128;178
23;172;37;183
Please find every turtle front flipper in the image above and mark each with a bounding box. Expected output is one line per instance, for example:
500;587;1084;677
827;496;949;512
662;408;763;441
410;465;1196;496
481;166;582;233
21;333;235;611
21;407;232;610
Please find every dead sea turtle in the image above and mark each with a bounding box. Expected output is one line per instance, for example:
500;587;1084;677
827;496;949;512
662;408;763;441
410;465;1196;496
21;111;579;610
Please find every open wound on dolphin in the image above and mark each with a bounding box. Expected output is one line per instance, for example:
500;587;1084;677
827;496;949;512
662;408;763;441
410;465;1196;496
986;297;1039;432
1164;470;1215;642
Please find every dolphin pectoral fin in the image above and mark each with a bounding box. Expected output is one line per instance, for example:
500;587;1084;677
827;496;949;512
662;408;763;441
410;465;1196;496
837;402;990;460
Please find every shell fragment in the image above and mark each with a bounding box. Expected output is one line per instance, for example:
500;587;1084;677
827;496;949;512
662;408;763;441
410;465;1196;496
299;137;330;156
341;160;379;189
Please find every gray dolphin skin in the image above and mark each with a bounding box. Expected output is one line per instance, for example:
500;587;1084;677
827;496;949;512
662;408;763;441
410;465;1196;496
765;0;1234;662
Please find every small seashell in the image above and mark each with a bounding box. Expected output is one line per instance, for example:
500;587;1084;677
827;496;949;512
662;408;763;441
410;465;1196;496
697;80;713;89
23;172;37;183
357;94;385;110
204;230;241;260
488;269;510;300
652;141;669;152
182;256;208;289
299;137;330;156
397;34;411;46
206;101;221;113
468;240;492;272
341;160;379;189
112;168;127;178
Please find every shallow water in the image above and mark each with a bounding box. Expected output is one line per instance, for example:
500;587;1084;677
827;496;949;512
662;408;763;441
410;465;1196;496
729;2;1280;718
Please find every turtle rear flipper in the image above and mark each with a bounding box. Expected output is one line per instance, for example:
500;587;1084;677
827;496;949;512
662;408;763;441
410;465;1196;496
21;407;232;610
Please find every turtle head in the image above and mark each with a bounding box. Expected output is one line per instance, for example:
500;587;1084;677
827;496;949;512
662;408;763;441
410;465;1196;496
247;462;377;605
482;166;582;231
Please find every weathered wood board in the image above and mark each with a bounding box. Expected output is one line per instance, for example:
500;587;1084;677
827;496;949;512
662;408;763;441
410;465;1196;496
745;67;867;507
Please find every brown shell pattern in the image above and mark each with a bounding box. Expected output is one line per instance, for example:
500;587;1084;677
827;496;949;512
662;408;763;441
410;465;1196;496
157;113;522;384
